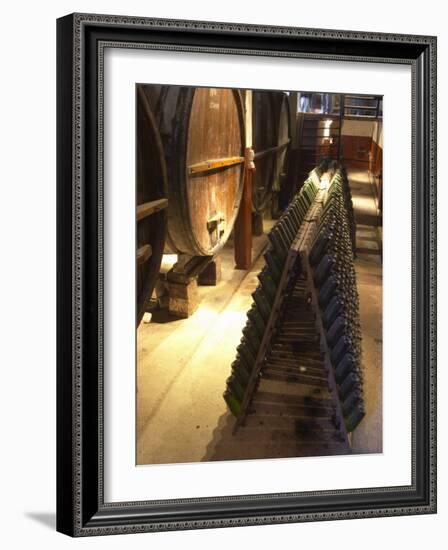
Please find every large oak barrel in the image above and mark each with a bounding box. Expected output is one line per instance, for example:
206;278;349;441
136;87;168;325
141;85;245;256
252;91;291;214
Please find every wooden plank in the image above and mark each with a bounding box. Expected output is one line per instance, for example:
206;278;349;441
136;244;152;266
344;104;377;110
246;401;334;419
345;95;378;100
231;427;344;444
253;390;332;409
136;198;168;221
343;114;377;119
254;140;290;161
244;414;334;430
266;353;324;366
258;378;331;399
262;370;328;387
264;363;326;378
268;351;324;363
234;149;253;270
187;155;244;175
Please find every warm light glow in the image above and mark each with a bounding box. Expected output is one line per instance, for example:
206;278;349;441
320;174;331;191
323;118;333;138
160;254;178;273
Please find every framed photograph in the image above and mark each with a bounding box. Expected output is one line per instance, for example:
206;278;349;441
56;13;437;536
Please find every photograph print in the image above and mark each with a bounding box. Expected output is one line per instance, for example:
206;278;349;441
136;84;383;466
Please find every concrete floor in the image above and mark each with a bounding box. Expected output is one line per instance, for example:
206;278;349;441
349;169;383;453
137;171;383;465
137;225;273;465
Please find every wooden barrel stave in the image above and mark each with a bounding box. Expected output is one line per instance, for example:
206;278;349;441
136;87;168;325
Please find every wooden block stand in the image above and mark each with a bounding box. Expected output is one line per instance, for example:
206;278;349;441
166;254;212;318
167;278;199;319
197;257;221;286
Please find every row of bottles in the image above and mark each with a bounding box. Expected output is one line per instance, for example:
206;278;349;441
309;166;365;432
223;177;320;416
315;159;356;254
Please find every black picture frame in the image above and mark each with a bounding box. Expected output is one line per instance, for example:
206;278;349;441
56;13;437;536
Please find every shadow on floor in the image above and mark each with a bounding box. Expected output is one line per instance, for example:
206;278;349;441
149;308;180;324
202;409;350;462
349;169;383;454
355;212;381;227
25;512;56;530
202;412;235;461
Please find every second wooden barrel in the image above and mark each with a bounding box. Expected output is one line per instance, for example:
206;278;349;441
141;85;245;257
276;93;291;180
252;91;291;214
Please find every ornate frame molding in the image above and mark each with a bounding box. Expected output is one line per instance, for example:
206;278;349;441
56;13;437;537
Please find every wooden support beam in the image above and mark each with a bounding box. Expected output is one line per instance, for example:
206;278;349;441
234;148;254;270
344;104;378;110
188;156;244;175
136;244;152;266
136;198;168;221
343;114;377;119
253;140;290;161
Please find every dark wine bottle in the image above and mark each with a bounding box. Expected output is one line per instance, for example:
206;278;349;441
326;315;349;348
344;403;365;432
331;334;354;369
334;353;359;383
223;389;241;417
339;372;361;400
237;339;256;370
323;295;344;328
313;253;335;288
263;249;282;284
247;305;266;339
252;288;272;322
342;388;363;417
258;268;277;302
242;324;261;356
232;359;251;387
